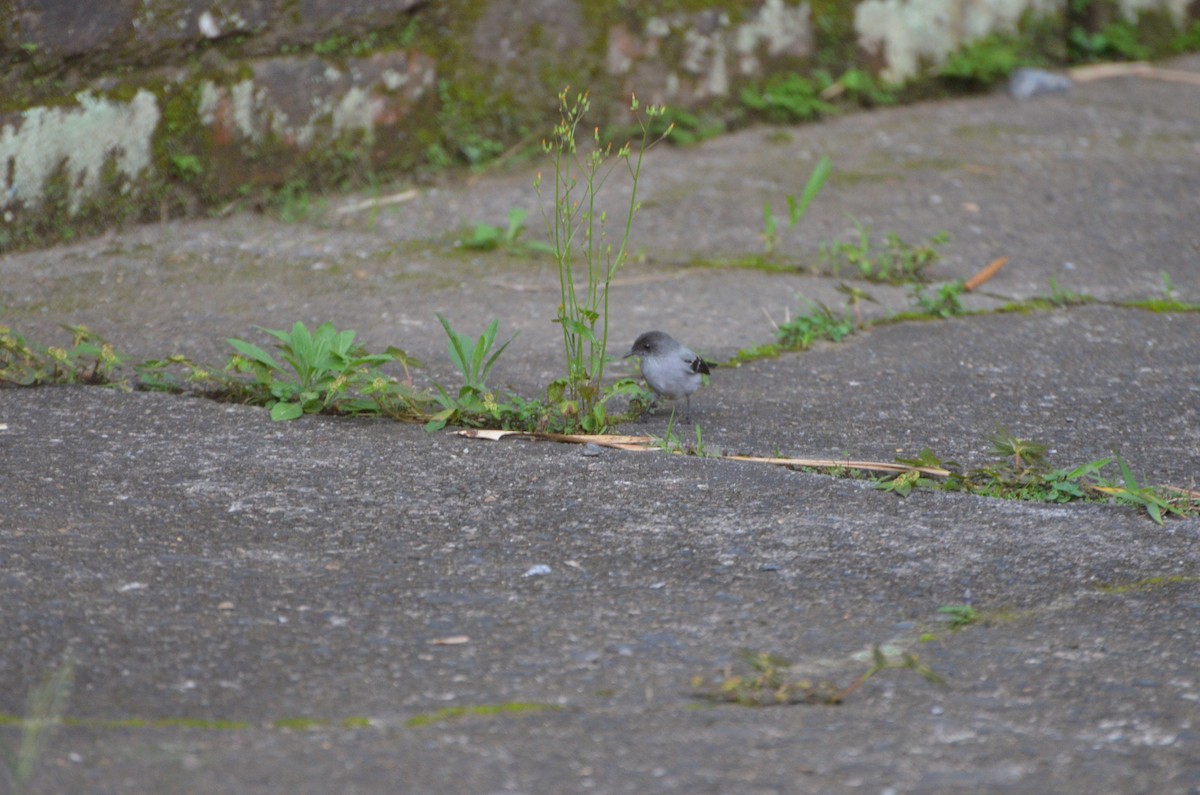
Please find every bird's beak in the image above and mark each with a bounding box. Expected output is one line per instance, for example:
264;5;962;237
623;349;636;359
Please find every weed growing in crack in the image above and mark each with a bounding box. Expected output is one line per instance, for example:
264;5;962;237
225;322;418;421
1045;275;1093;307
691;646;944;707
874;430;1200;525
909;279;968;318
425;315;515;431
0;325;124;386
534;88;671;432
1119;272;1200;313
819;220;948;284
1096;456;1195;525
937;604;981;630
775;301;856;350
652;410;721;458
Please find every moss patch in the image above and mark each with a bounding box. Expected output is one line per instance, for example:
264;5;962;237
404;701;560;728
1096;574;1200;594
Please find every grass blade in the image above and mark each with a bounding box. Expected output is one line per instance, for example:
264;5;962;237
791;154;832;225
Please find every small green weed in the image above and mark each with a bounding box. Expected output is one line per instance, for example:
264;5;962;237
1069;21;1150;62
726;342;782;365
1;657;75;795
874;432;1200;524
873;451;945;494
426;314;515;431
909;279;967;318
425;142;453;170
1045;275;1092;308
1119;272;1200;313
168;154;203;182
835;68;897;106
0;324;124;386
653;412;721;457
644;106;724;146
267;179;323;223
546;375;652;433
996;276;1093;314
423;315;642;434
1160;272;1176;301
739;74;835;123
1171;20;1200;53
987;427;1048;471
459;208;554;256
691;646;943;707
940;34;1023;87
761;154;832;254
226;322;421;421
1096;456;1194;526
937;604;980;630
775;301;855;350
134;353;230;396
835;283;881;326
819;220;948;284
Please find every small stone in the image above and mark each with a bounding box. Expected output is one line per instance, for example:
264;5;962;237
1009;68;1072;100
581;443;603;457
198;11;221;39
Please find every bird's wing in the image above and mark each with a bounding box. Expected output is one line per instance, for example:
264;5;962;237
681;349;712;375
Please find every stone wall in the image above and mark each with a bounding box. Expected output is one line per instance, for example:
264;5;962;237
0;0;1194;250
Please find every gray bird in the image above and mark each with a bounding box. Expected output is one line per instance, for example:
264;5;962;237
624;330;713;422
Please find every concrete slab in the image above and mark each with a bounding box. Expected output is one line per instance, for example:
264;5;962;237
2;55;1199;795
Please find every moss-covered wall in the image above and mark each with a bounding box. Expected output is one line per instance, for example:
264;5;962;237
0;0;1195;251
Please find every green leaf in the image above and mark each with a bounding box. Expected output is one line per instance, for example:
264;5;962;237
525;240;557;256
270;402;304;421
1116;455;1138;490
436;313;474;382
424;406;455;432
384;346;425;369
286;322;314;357
762;201;776;239
791;155;832;227
472;320;499;384
227;338;281;371
329;327;358;357
1064;458;1112;480
480;330;516;385
462;224;502;250
546;378;568;404
558;318;597;343
505;208;528;243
